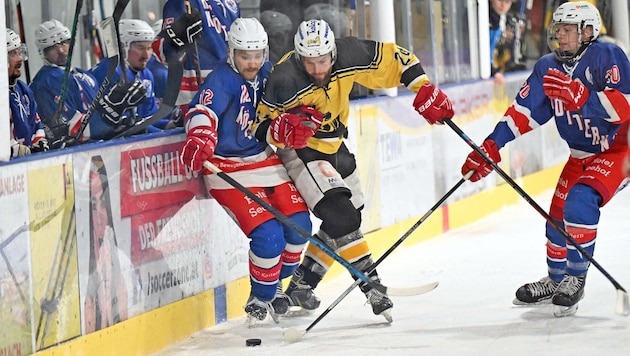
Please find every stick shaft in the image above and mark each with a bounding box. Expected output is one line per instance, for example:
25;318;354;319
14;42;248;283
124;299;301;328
444;118;626;293
202;161;381;289
305;173;470;333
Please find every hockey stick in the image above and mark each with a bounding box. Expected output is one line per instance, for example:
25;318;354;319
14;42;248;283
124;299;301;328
71;0;130;142
202;160;392;294
443;118;630;316
114;1;127;84
283;171;472;342
15;0;31;83
512;0;529;65
111;55;183;138
57;0;83;113
185;0;203;86
0;200;70;307
85;0;104;62
35;205;76;349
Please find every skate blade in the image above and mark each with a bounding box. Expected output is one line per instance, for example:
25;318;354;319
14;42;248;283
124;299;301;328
512;297;552;306
553;304;579;317
245;309;278;327
245;315;263;328
269;310;280;324
285;307;314;317
379;308;393;323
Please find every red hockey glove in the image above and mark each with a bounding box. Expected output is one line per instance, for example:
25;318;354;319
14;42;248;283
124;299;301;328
542;68;590;111
180;126;218;172
461;140;501;182
413;82;454;125
270;106;323;149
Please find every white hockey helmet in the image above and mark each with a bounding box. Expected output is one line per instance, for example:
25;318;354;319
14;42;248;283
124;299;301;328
227;18;268;71
547;1;601;63
119;19;155;52
34;19;71;57
6;28;21;52
293;19;336;63
6;28;27;62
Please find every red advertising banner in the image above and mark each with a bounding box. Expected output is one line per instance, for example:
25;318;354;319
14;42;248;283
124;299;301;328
129;201;205;265
119;142;207;217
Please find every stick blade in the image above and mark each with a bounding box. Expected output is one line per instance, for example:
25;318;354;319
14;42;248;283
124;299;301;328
615;289;630;316
283;327;306;343
387;281;439;297
99;17;119;58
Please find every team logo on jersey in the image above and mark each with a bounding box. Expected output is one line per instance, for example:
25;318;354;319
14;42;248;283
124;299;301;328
585;66;593;85
224;0;238;13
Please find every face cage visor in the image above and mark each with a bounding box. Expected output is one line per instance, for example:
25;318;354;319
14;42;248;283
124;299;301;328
547;22;592;63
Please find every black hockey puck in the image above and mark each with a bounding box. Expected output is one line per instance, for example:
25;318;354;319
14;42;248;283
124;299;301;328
246;338;262;347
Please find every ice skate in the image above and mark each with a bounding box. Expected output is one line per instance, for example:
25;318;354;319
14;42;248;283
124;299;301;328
552;275;586;317
244;295;278;326
271;281;290;315
513;276;559;305
365;288;394;323
285;280;321;310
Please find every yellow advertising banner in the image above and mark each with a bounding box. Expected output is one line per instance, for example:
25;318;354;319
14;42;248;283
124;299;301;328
28;163;80;350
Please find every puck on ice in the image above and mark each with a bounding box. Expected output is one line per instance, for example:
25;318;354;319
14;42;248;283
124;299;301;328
246;338;261;347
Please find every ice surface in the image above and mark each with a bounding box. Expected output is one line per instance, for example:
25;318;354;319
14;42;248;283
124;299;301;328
154;188;630;356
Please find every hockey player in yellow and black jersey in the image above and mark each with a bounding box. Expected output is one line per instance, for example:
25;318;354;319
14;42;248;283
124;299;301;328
252;19;454;322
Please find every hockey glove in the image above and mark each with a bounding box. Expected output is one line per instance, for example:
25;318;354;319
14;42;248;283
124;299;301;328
30;138;50;153
413;82;454;125
165;10;203;49
97;79;147;125
11;143;30;158
180;126;218;172
461;140;501;182
269;106;323;149
543;68;589;111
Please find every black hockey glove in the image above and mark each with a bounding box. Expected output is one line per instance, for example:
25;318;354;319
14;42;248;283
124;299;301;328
97;79;147;125
30;138;50;153
164;10;203;49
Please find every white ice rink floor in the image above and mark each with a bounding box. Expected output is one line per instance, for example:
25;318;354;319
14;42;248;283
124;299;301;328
154;187;630;356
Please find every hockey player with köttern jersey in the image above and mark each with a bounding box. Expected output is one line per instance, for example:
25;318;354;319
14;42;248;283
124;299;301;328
179;18;312;324
252;19;454;321
455;2;630;317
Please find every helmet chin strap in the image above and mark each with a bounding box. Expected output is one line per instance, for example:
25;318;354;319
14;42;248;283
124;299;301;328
565;41;591;66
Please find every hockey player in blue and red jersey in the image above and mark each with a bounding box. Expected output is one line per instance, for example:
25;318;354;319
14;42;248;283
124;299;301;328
154;0;240;110
31;19;101;143
179;18;313;325
90;19;158;136
31;19;153;143
7;28;48;158
455;2;630;317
